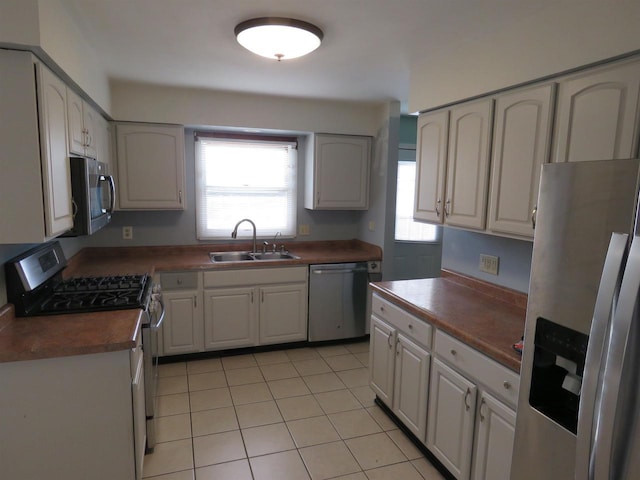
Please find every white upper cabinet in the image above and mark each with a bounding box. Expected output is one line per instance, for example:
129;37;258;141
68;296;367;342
116;123;186;210
66;89;98;159
0;50;73;243
554;59;640;162
445;99;494;231
487;84;556;238
414;110;449;223
38;65;74;238
413;99;493;231
304;133;371;210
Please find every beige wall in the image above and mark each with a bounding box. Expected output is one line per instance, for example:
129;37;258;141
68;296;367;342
110;80;382;136
408;2;640;112
0;0;111;114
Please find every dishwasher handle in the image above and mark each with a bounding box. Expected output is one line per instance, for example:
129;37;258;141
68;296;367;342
312;267;369;275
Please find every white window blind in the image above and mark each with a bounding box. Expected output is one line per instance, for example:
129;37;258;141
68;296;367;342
395;160;439;242
195;136;297;240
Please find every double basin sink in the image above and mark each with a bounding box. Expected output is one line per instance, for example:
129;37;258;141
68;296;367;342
209;251;300;263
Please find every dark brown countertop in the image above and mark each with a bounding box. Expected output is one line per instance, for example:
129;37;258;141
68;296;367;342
370;270;526;372
0;239;381;363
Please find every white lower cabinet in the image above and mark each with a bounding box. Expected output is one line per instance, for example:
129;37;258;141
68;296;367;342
259;283;308;345
369;294;519;480
427;358;477;479
394;334;430;440
431;330;519;480
203;266;308;351
472;391;516;480
370;315;396;406
369;294;432;442
159;272;204;356
0;332;144;479
204;287;257;349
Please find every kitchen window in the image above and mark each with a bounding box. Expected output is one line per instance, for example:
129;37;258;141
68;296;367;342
195;134;297;239
395;160;438;242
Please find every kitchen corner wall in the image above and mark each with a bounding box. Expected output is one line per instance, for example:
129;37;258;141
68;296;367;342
441;228;533;293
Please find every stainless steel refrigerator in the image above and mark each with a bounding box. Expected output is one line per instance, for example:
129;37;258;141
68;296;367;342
512;158;640;480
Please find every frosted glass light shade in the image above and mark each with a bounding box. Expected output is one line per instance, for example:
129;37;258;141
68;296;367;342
235;17;323;61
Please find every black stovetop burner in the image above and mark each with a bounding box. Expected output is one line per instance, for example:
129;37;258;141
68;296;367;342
37;274;151;315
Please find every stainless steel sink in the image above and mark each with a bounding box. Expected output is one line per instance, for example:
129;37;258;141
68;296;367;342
251;252;300;261
209;251;255;262
209;251;300;263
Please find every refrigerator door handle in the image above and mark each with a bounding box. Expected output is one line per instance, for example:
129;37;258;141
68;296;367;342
592;235;640;480
575;232;629;480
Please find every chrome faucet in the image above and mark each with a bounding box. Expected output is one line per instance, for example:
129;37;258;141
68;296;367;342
231;219;257;254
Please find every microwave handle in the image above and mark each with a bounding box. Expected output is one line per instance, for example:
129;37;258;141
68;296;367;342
99;175;116;213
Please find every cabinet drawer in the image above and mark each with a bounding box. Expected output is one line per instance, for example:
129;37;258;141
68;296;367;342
160;272;200;290
204;266;307;288
434;330;519;408
372;294;432;349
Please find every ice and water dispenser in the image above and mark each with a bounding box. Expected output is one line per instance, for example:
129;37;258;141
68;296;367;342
529;317;589;434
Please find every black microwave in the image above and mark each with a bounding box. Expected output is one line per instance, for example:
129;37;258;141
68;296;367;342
64;156;115;236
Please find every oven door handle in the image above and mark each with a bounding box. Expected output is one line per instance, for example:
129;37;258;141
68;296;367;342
151;297;165;331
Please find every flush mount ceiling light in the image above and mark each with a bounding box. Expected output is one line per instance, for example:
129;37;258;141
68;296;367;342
234;17;323;61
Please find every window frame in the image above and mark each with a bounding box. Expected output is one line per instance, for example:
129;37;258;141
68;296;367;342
194;132;298;240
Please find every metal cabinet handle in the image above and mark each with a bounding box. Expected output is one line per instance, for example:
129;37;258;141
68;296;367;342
179;190;183;204
177;278;182;285
464;387;471;411
480;398;486;421
387;331;393;348
444;199;451;217
435;199;441;216
450;349;457;356
503;381;511;390
408;323;413;330
193;295;197;308
261;291;264;303
531;206;537;229
251;291;254;303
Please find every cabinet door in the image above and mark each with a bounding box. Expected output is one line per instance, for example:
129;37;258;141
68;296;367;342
204;287;257;350
554;60;640;163
259;283;308;345
162;290;204;355
369;315;396;407
427;358;477;480
310;134;371;209
445;99;494;231
95;115;113;173
116;123;186;210
66;89;86;156
472;392;516;480
414;110;449;224
37;64;74;237
393;334;430;442
83;103;99;159
487;84;555;238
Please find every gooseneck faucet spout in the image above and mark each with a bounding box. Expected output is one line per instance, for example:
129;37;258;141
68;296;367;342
231;219;257;254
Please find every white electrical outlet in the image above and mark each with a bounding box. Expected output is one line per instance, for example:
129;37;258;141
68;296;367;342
368;221;375;232
479;254;499;275
122;226;133;240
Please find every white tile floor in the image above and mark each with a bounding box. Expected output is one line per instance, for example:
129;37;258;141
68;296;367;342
143;341;446;480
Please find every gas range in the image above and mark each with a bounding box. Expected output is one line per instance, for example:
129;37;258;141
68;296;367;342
5;242;151;317
40;274;150;315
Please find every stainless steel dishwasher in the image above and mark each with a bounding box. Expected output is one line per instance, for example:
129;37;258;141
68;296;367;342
308;261;379;341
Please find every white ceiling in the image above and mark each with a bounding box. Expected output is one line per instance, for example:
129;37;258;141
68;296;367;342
60;0;559;109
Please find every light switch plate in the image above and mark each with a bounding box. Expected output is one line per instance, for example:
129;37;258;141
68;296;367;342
479;254;499;275
299;224;310;235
